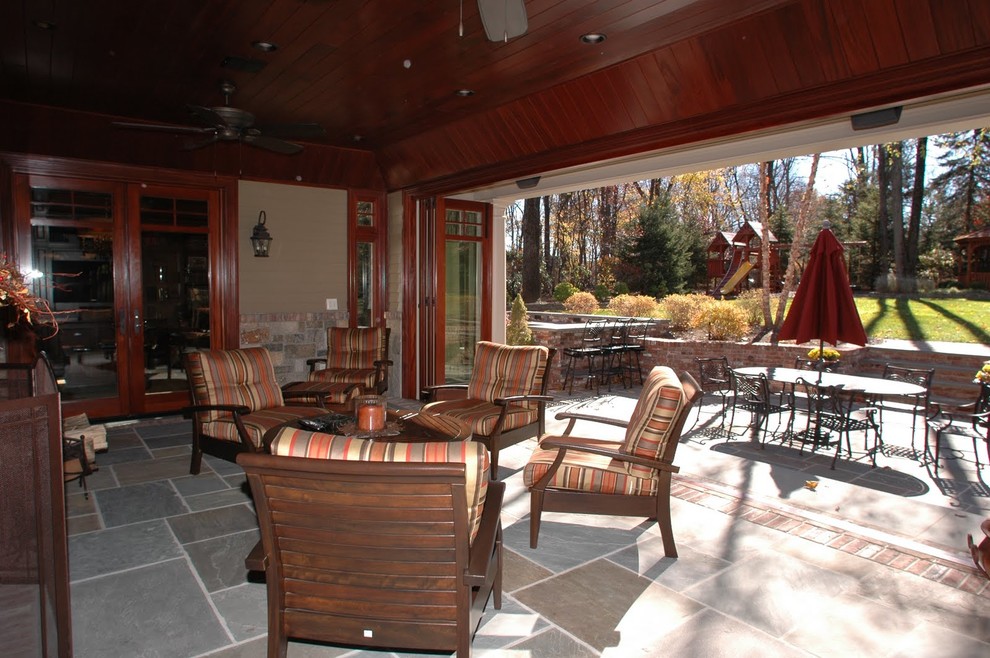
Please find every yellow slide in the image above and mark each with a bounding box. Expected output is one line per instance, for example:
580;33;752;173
720;260;754;295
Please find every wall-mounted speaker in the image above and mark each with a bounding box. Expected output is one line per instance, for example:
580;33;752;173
850;106;903;131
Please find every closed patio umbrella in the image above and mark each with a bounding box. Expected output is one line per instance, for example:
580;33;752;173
778;223;867;355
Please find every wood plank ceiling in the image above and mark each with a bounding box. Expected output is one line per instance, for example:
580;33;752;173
2;0;990;194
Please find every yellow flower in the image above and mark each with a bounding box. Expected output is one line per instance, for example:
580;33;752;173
808;347;841;362
976;362;990;385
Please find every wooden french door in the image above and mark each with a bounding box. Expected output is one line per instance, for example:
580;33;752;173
14;173;225;419
417;198;492;389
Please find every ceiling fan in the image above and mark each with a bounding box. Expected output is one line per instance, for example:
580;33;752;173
112;81;325;155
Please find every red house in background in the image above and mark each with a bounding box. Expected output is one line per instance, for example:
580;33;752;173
706;222;783;296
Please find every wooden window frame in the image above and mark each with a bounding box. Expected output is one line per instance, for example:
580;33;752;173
348;190;387;327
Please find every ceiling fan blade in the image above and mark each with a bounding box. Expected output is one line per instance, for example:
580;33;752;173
256;122;326;139
243;134;303;155
182;134;220;151
187;104;227;127
112;120;212;135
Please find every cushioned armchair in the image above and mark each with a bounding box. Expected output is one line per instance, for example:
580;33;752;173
307;326;391;395
524;367;701;558
183;347;327;474
422;341;555;477
239;430;502;658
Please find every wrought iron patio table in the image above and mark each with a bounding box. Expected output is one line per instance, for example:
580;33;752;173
732;366;926;447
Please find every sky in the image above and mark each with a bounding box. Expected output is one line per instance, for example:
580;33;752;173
795;142;947;195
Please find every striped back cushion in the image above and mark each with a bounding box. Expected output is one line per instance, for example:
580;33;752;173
271;428;489;541
186;348;284;423
620;366;686;478
326;327;384;370
466;341;548;406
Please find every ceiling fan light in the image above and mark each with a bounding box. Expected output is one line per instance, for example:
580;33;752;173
252;40;277;53
456;89;475;97
478;0;528;42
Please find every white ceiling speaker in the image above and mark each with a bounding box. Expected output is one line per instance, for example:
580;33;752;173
478;0;528;42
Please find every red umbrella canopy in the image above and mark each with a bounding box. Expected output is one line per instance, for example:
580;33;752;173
778;227;868;347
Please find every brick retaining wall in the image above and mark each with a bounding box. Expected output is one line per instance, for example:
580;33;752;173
532;325;986;402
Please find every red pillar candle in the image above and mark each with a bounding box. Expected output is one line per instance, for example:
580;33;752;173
355;396;386;431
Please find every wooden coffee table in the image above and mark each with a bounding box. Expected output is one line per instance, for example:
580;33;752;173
284;407;470;441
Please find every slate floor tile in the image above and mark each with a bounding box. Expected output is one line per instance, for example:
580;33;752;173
95;480;187;527
167;503;258;544
69;519;182;581
185;529;260;592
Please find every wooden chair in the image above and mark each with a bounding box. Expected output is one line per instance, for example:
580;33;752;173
524;367;701;558
238;434;502;658
422;341;555;477
307;326;391;395
182;347;327;474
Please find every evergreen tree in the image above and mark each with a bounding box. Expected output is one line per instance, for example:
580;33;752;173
626;198;705;296
506;294;533;345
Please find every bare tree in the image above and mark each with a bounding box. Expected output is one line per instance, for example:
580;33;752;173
773;154;820;338
906;137;927;277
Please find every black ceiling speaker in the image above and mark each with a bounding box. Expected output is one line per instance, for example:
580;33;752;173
516;176;541;190
850;106;903;131
478;0;528;42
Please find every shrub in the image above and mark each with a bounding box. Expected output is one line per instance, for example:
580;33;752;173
563;291;599;314
593;283;610;303
553;282;578;303
693;300;748;341
733;289;770;326
607;294;659;318
506;294;533;345
613;281;630;296
660;293;712;331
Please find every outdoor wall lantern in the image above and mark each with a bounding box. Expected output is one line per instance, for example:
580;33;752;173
250;210;273;257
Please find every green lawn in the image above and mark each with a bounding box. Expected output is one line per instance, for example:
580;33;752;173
853;297;990;344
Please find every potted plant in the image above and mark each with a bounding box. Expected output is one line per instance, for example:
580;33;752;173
807;346;841;363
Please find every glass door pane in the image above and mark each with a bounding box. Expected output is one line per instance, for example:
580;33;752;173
139;194;211;397
30;193;120;403
444;239;482;384
356;241;373;327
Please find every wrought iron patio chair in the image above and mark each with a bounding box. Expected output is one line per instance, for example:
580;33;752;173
560;317;610;394
927;383;990;472
793;377;880;469
729;371;790;445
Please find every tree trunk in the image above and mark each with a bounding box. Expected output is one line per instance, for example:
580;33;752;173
906;137;926;277
876;145;891;285
759;162;773;327
889;142;906;283
521;197;541;303
542;194;552;286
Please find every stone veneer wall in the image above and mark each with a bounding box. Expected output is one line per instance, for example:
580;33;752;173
239;311;347;384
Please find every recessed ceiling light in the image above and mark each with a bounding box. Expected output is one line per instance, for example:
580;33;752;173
456;89;475;97
580;33;606;44
32;19;56;30
252;40;277;52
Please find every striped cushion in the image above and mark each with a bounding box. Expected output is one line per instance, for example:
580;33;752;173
202;405;326;449
420;398;536;436
326;327;384;370
186;348;285;423
466;341;548;410
309;366;378;389
620;366;686;478
271;428;490;542
523;438;657;496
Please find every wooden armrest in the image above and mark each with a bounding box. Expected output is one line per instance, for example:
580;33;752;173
537;435;679;474
306;357;324;372
553;408;629;429
465;480;504;586
493;394;554;405
181;403;250;418
422;383;468;402
244;539;269;571
281;385;324;400
374;359;394;367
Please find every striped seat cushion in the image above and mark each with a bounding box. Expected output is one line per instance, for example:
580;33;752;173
467;341;548;410
620;366;686;478
420;398;537;436
522;438;657;496
202;405;326;449
270;428;490;542
309;366;378;389
326;327;385;370
186;348;285;423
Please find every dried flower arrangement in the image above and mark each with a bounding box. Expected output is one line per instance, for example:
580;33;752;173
0;254;57;332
